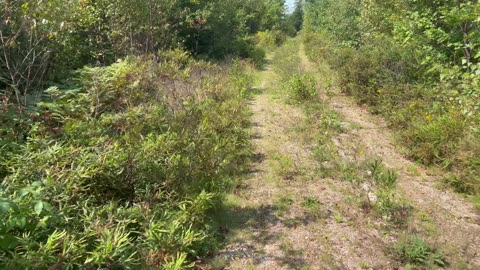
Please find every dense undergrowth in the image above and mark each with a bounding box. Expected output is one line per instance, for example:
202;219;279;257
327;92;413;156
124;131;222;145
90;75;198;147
0;50;254;269
303;0;480;204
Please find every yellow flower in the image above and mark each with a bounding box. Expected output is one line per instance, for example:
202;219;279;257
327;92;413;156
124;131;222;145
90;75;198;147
425;115;432;122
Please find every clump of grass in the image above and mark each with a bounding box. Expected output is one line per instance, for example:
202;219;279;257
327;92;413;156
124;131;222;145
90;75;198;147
395;236;447;268
301;196;324;220
275;196;294;216
472;195;480;210
358;261;370;269
270;153;297;180
302;196;320;209
367;160;412;224
333;211;344;223
342;159;410;225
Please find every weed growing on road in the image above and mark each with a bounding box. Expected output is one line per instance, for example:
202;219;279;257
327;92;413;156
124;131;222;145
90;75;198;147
283;74;317;102
396;236;447;268
275;196;295;217
270;153;298;180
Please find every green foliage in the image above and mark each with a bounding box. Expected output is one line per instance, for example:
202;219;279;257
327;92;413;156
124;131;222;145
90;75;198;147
283;74;317;102
236;37;267;68
270;153;296;179
284;0;304;36
342;159;409;224
304;0;362;47
303;0;480;197
401;111;465;166
272;39;302;81
1;0;289;105
272;39;317;102
275;196;295;216
368;160;398;190
0;51;254;268
302;197;320;209
256;30;287;49
366;160;401;218
396;236;447;268
304;102;342;176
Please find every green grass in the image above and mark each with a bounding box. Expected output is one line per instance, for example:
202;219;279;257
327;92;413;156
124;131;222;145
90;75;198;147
275;196;295;217
395;236;447;268
302;197;320;208
270;153;297;180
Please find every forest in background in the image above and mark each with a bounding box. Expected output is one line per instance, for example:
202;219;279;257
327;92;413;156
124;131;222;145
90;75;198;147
1;0;299;106
303;0;480;204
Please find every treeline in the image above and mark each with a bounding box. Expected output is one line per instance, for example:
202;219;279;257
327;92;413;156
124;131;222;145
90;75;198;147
303;0;480;200
1;0;297;106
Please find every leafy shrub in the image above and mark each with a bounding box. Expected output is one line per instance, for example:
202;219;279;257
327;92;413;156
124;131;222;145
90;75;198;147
256;30;286;49
235;37;267;68
333;37;420;107
401;111;465;166
303;32;358;74
283;74;317;102
0;51;253;268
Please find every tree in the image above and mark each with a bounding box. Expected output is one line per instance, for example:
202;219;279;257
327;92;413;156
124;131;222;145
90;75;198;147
290;0;304;33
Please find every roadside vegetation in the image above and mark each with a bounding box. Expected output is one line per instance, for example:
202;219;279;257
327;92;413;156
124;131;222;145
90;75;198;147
0;49;256;269
303;0;480;205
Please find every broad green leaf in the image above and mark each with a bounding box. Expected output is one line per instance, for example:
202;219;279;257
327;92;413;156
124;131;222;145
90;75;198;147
0;200;11;214
34;201;44;215
0;235;19;251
